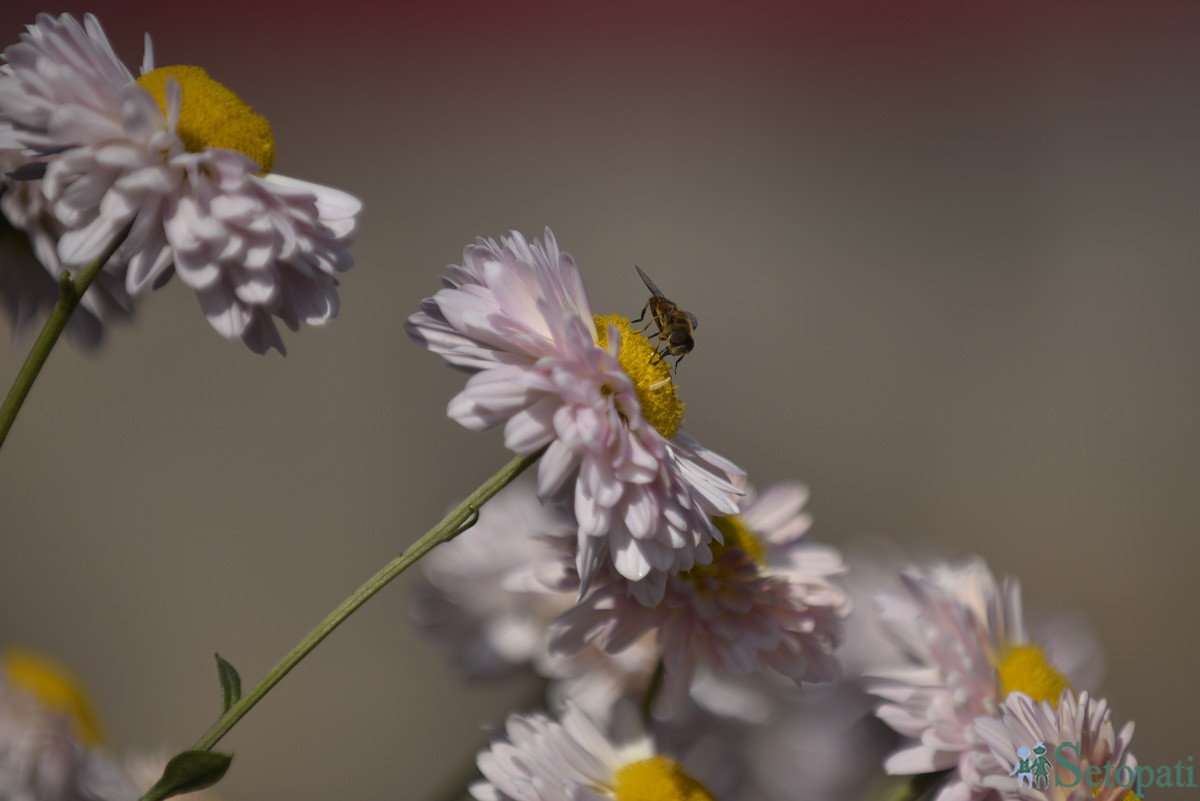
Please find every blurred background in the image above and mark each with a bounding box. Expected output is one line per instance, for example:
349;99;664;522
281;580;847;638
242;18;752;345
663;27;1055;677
1;0;1198;798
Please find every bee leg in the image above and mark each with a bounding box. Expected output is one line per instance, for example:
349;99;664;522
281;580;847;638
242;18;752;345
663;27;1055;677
633;302;653;332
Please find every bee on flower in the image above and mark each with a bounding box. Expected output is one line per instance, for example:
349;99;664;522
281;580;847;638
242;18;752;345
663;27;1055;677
406;228;744;606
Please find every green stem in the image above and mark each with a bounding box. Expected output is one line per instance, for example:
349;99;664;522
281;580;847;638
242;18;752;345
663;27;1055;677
640;657;665;724
0;236;125;451
190;448;545;753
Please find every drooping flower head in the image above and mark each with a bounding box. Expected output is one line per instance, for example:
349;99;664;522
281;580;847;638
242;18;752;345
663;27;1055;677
971;691;1137;801
406;228;743;604
550;481;848;717
472;703;719;801
866;558;1099;801
0;13;361;353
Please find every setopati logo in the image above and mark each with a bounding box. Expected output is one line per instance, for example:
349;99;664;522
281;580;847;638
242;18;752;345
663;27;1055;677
1009;742;1196;798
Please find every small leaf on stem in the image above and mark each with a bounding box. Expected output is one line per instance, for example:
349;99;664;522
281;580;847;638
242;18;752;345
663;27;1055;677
139;750;232;801
214;653;242;712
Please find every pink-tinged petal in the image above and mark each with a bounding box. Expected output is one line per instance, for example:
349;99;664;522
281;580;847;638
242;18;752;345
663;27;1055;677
503;395;561;455
883;745;951;775
573;478;612;538
228;263;279;305
575;535;607;597
628;572;667;607
579;455;621;508
622;487;658;539
195;281;250;338
536;440;578;499
122;236;172;293
609;529;652;582
57;213;124;266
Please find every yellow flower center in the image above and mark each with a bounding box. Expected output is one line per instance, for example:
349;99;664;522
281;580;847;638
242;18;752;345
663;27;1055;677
2;646;105;746
996;643;1072;705
594;314;684;439
136;65;275;173
611;755;715;801
712;514;767;565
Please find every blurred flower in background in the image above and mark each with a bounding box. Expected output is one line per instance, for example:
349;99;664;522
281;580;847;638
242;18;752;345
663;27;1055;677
0;645;219;801
865;558;1103;801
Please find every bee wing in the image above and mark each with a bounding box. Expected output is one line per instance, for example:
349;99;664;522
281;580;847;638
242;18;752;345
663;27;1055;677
634;265;666;298
686;311;698;330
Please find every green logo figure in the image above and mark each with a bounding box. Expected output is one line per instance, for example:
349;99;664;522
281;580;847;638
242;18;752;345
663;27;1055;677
1032;742;1053;789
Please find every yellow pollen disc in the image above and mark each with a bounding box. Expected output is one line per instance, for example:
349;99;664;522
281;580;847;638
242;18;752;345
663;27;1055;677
136;65;275;173
594;314;684;439
612;755;715;801
711;515;767;565
2;646;105;746
996;643;1072;705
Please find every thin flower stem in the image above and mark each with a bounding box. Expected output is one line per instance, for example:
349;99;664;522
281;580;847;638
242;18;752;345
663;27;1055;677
0;232;127;451
188;447;546;754
640;657;665;724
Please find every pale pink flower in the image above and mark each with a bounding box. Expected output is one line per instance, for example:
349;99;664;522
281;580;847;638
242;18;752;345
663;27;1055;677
407;228;742;604
550;481;847;718
971;691;1137;801
0;13;360;353
866;558;1099;801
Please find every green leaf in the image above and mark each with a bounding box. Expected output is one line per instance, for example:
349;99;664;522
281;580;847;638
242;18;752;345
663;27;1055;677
214;653;242;712
139;750;232;801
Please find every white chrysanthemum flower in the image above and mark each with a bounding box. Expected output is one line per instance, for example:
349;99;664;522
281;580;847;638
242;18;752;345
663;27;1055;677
472;703;719;801
406;228;743;604
0;13;361;353
550;481;848;718
971;691;1137;801
866;558;1098;801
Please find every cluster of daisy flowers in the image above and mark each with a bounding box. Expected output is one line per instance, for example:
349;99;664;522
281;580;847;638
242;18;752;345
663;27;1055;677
0;12;1153;801
0;13;361;352
0;645;218;801
407;230;1146;801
